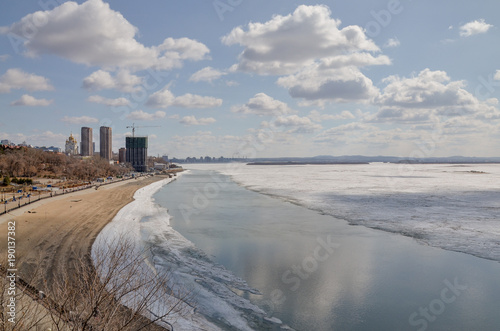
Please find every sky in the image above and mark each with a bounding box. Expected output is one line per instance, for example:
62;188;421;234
0;0;500;158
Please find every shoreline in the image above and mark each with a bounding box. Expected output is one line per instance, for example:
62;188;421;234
0;174;171;329
91;171;227;331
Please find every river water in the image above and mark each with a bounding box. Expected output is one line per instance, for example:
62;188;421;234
152;166;500;330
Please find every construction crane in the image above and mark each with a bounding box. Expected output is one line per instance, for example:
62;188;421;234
126;123;160;137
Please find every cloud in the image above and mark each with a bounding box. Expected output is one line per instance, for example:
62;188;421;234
314;122;377;143
223;5;383;75
87;95;130;107
10;94;53;106
2;0;209;71
277;65;379;104
83;69;142;92
441;116;494;135
370;68;500;122
126;110;166;121
231;93;294;116
0;55;9;62
146;87;175;108
384;38;400;48
308;110;355;122
61;115;99;124
222;5;388;104
1;131;67;147
179;116;216;126
189;67;226;83
494;70;500;81
273;115;322;133
0;68;54;93
459;19;493;37
166;131;247;157
174;94;223;108
146;86;222;108
486;98;498;106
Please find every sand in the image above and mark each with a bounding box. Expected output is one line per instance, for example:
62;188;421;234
0;175;169;329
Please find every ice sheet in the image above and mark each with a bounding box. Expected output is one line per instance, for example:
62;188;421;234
187;163;500;262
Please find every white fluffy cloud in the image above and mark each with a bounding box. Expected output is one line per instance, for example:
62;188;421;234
222;5;388;103
277;65;379;104
232;93;294;116
126;110;166;121
189;67;226;83
2;0;209;71
223;5;383;75
146;86;223;109
146;87;175;108
83;69;142;92
87;95;130;107
0;68;54;93
179;116;216;126
459;19;493;37
371;69;500;122
10;94;53;106
61;116;99;124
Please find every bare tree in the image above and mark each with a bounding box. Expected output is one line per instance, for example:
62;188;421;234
0;148;136;182
0;237;192;331
0;260;56;331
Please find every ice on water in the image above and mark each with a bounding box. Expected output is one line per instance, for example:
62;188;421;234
197;163;500;262
92;163;500;330
93;175;285;331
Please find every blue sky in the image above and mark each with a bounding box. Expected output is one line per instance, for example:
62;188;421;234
1;0;499;158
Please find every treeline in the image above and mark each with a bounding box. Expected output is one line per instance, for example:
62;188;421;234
0;147;133;181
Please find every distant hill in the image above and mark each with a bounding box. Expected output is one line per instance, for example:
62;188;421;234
246;155;500;165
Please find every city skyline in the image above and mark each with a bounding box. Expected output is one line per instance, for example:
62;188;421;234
1;1;500;158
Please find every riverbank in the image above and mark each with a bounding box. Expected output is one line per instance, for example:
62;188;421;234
0;175;171;330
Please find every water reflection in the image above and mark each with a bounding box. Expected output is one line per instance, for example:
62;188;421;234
154;170;500;331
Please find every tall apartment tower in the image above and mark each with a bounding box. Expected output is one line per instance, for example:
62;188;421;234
80;127;93;156
118;148;127;164
126;136;148;172
100;126;112;160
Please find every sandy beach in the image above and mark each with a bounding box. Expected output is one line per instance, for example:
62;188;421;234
0;175;170;329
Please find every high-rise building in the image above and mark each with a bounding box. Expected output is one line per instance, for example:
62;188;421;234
118;148;127;164
126;136;148;172
65;133;78;155
80;127;93;156
100;126;112;160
